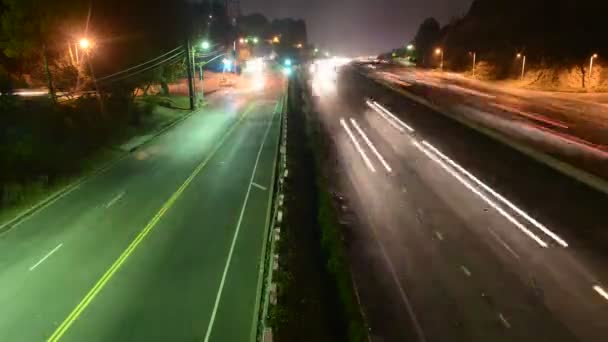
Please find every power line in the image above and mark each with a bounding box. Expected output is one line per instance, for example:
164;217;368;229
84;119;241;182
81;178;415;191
99;50;186;85
97;46;185;82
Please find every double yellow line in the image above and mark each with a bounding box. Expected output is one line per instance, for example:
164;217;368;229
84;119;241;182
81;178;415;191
47;103;258;342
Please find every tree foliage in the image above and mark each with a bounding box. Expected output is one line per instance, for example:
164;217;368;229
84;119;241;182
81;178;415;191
413;17;441;67
0;0;86;59
423;0;608;79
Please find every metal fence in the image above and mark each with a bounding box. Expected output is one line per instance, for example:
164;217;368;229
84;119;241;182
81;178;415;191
255;83;289;342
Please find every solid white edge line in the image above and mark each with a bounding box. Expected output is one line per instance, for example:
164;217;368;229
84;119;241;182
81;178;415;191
350;118;392;173
2;185;81;232
203;107;275;342
421;141;568;248
340;118;377;173
460;266;472;276
366;100;404;133
29;243;63;271
370;224;427;342
413;141;548;248
593;285;608;301
373;101;415;132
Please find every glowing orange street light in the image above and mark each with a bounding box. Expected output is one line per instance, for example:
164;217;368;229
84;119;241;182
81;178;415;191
435;48;444;70
239;38;245;44
79;38;91;50
272;35;280;44
469;51;476;76
589;53;599;87
516;53;526;80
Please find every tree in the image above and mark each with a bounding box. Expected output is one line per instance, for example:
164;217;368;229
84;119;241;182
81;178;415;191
238;13;270;38
0;0;87;99
413;17;441;68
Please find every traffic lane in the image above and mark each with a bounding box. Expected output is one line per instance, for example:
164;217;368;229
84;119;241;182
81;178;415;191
209;102;280;342
0;93;248;281
349;66;607;341
0;94;258;341
374;64;608;148
320;96;577;341
52;101;279;342
334;80;608;342
350;104;601;341
338;69;608;263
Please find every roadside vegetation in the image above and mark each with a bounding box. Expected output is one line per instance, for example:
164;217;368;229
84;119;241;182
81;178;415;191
270;75;367;341
0;0;226;214
389;0;608;90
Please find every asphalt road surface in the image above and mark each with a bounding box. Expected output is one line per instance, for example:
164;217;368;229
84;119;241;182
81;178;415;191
359;63;608;180
307;65;608;342
0;77;283;341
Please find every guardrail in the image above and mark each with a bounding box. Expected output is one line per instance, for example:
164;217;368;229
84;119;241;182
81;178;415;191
255;82;289;342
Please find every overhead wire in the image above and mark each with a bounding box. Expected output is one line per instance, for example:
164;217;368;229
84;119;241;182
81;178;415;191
99;50;186;85
96;46;185;82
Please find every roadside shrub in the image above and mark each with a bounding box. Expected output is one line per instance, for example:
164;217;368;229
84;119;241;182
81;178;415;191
0;65;13;95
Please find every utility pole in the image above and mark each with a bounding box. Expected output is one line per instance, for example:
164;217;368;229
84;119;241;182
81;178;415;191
521;55;526;80
86;52;104;114
42;43;56;103
186;39;195;110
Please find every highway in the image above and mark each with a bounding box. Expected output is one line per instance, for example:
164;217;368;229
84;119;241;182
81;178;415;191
359;63;608;180
0;76;283;341
307;64;608;342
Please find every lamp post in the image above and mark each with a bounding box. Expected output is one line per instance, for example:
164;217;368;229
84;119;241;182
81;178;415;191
470;51;476;77
589;53;598;87
435;48;444;70
517;53;526;80
80;38;103;112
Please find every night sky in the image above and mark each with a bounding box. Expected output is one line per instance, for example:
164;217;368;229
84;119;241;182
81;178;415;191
241;0;473;56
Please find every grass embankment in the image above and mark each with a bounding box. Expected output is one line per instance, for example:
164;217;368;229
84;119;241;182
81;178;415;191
0;94;190;223
270;75;367;341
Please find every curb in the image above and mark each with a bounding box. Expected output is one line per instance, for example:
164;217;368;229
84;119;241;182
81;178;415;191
358;68;608;197
0;103;206;236
129;101;207;152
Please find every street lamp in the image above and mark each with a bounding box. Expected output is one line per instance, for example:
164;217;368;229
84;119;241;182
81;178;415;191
589;53;598;87
79;38;91;50
78;37;103;113
201;40;211;50
272;35;280;44
435;48;444;70
252;37;259;44
296;43;303;49
407;44;414;51
516;53;526;80
469;51;476;77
